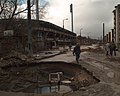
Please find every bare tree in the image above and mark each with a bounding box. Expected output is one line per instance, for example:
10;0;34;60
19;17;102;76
31;0;49;19
0;0;49;29
0;0;34;29
0;0;49;19
0;0;17;19
39;1;49;19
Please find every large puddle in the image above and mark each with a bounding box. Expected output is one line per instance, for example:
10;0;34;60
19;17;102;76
34;85;72;94
0;61;100;94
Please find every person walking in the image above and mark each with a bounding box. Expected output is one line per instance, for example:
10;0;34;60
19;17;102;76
109;41;116;56
105;42;110;56
73;43;81;63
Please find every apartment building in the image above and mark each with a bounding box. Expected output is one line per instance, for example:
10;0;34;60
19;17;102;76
0;19;76;54
113;4;120;47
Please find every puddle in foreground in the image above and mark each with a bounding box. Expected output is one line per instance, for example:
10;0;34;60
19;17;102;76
34;85;72;94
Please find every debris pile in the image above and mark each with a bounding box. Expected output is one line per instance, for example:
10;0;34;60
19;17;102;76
0;51;27;65
70;70;99;91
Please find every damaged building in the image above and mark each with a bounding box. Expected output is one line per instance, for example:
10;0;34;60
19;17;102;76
0;19;76;54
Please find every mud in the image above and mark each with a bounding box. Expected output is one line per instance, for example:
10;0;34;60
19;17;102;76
0;61;99;94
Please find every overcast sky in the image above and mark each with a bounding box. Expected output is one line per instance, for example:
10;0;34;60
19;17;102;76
42;0;120;39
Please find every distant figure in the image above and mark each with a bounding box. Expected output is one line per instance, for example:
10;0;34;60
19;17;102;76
105;42;110;56
69;44;72;51
109;41;116;56
73;43;81;63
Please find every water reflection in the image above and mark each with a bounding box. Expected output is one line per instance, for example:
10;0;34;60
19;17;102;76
34;85;72;94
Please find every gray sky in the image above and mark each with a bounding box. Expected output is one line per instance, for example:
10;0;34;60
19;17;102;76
43;0;120;39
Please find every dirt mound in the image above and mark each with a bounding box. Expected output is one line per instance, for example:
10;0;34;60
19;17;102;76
0;51;28;68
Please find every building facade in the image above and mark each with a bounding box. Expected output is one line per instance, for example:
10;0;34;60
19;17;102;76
0;19;76;54
113;4;120;47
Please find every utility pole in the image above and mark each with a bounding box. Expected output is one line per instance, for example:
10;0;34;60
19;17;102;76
80;28;83;36
36;0;39;20
27;0;32;55
103;23;105;44
70;4;73;32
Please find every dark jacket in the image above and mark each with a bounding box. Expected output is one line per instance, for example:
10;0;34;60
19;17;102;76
109;42;116;50
73;45;81;55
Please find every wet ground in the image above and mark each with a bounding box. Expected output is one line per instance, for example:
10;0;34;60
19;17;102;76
39;46;120;96
0;61;99;94
0;45;120;96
